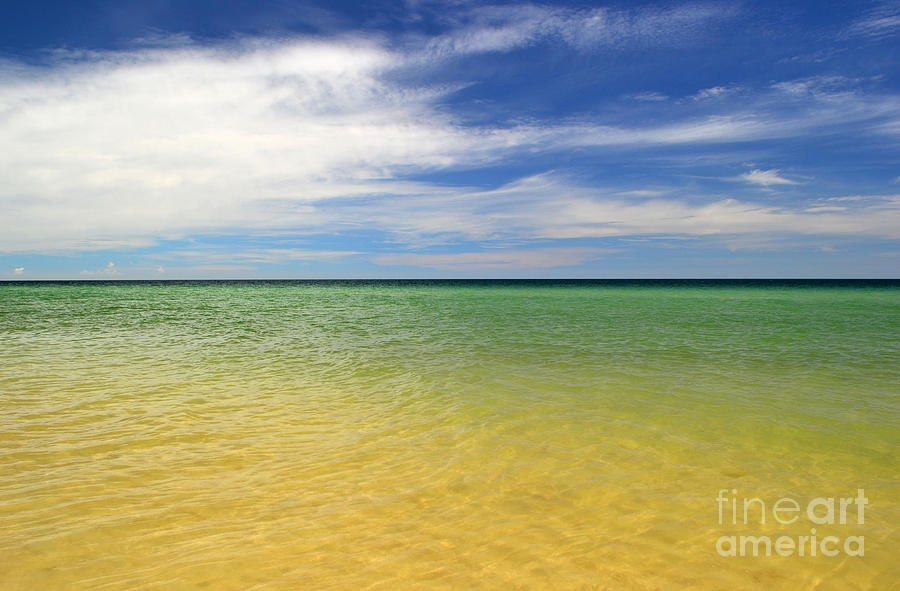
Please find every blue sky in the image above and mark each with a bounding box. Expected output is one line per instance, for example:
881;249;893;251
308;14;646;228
1;0;898;278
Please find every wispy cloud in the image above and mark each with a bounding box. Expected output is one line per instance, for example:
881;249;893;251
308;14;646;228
423;2;738;57
629;91;669;102
691;85;740;100
372;247;617;270
739;169;800;186
304;175;900;244
13;267;24;275
164;248;362;265
848;2;900;39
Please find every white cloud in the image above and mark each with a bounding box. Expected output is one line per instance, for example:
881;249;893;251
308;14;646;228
692;85;740;100
0;33;897;255
80;261;120;276
13;267;24;275
739;169;800;186
0;40;467;251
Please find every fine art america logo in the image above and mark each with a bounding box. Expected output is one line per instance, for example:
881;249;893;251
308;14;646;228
715;489;867;557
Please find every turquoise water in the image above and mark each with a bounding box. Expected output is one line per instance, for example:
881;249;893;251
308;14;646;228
1;280;898;589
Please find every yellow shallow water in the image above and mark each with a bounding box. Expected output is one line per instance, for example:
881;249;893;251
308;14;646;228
1;282;898;589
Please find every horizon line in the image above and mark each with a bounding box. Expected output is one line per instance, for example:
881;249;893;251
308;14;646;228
2;278;899;283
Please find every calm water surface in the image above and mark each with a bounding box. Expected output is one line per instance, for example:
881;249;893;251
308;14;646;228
1;280;897;589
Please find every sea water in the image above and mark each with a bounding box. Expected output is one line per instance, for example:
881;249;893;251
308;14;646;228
1;280;897;589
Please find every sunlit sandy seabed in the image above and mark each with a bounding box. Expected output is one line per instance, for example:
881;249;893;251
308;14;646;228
1;280;898;590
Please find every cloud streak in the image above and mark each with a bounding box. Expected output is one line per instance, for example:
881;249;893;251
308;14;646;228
372;247;617;270
423;2;737;57
739;169;799;186
848;3;900;39
347;175;900;242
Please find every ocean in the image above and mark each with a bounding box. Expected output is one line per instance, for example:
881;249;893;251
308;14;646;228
1;280;897;589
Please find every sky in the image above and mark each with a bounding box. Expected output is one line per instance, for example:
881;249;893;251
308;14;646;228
1;0;899;279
